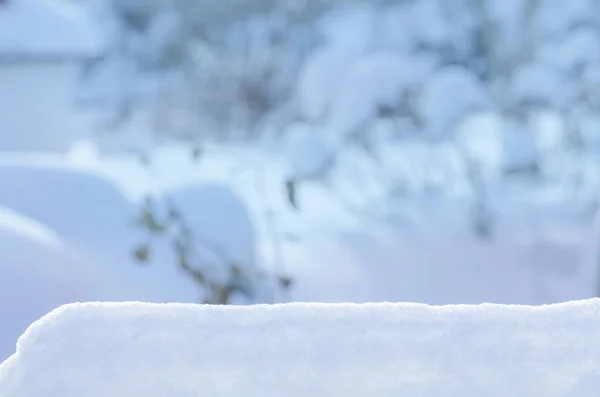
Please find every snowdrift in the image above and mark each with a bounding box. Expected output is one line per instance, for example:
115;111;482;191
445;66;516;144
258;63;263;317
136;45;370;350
1;300;600;396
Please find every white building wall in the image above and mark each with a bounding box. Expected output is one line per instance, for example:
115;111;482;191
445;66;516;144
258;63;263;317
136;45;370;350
0;61;85;152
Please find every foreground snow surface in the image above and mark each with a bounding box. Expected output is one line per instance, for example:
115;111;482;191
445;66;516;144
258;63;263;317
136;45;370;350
2;300;600;397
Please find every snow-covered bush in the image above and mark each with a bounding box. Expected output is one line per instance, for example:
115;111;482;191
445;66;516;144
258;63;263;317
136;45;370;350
135;182;289;304
73;0;600;299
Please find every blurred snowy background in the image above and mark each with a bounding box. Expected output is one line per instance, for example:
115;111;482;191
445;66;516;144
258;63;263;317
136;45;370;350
2;0;600;360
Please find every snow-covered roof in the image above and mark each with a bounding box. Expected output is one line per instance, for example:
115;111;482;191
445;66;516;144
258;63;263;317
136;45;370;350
0;0;102;60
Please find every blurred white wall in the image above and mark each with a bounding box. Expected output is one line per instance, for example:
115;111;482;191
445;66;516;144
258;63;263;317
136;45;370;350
0;0;101;153
0;62;86;152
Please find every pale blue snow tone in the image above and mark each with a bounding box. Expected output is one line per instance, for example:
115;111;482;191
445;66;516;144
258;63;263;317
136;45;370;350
2;300;600;397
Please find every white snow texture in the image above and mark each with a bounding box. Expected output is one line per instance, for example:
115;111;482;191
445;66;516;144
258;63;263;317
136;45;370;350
2;300;600;397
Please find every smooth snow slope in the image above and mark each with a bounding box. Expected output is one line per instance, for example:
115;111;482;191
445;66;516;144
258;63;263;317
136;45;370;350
2;300;600;397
